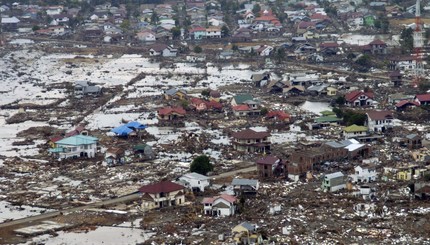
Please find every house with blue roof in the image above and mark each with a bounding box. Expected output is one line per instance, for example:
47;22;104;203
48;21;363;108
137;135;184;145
49;135;99;159
111;121;147;137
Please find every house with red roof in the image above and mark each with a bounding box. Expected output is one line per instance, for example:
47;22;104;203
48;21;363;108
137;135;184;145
256;156;287;180
366;110;394;133
310;13;330;22
265;111;291;123
202;194;236;217
206;100;223;111
190;97;223;112
231;129;271;153
414;94;430;105
368;39;387;54
395;100;419;111
232;105;254;117
138;181;185;210
345;90;375;107
158;106;186;122
190;97;207;111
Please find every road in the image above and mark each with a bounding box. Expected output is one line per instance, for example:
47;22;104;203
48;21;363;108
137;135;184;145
0;166;256;229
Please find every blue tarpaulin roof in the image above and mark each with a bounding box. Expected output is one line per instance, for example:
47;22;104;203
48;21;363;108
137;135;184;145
125;121;147;130
111;125;133;136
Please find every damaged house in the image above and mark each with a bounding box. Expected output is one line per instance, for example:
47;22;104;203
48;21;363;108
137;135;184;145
256;156;287;180
74;81;102;98
231;129;271;153
288;139;370;181
178;172;210;192
231;178;259;196
321;172;346;192
366;110;394;133
231;94;261;117
138;181;185;211
105;147;126;166
202;194;236;217
157;106;186;125
251;72;271;87
49;135;99;159
345;90;375;107
350;164;378;183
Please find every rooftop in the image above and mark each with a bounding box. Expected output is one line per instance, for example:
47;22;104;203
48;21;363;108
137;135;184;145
232;178;258;187
231;129;270;140
138;181;184;194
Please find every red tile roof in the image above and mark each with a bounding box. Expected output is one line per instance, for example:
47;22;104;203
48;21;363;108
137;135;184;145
189;26;206;32
232;129;270;140
218;194;236;203
232;105;251;111
138;181;185;194
50;136;63;142
310;13;330;20
255;15;277;22
298;21;316;29
202;194;236;204
345;90;374;102
158;106;186;116
190;97;205;105
266;111;290;121
395;100;419;108
206;100;223;109
416;94;430;102
256;156;279;165
366;110;393;120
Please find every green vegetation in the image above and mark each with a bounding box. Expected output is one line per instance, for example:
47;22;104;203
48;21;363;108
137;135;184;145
190;155;213;175
193;46;202;53
333;108;367;126
400;28;414;54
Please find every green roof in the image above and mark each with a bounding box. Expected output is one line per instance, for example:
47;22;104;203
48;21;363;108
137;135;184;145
233;94;254;104
48;147;64;153
315;116;342;123
55;135;98;146
320;110;335;116
344;124;368;133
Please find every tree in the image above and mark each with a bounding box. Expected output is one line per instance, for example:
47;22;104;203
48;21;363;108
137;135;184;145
232;44;239;51
201;89;210;97
190;155;213;175
335;96;346;106
333;107;343;118
252;4;261;16
150;12;159;24
221;25;229;37
375;15;389;33
355;54;372;72
194;46;202;53
400;28;414;54
171;27;181;39
342;110;366;126
275;47;286;64
260;107;268;116
120;20;131;31
32;25;40;31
